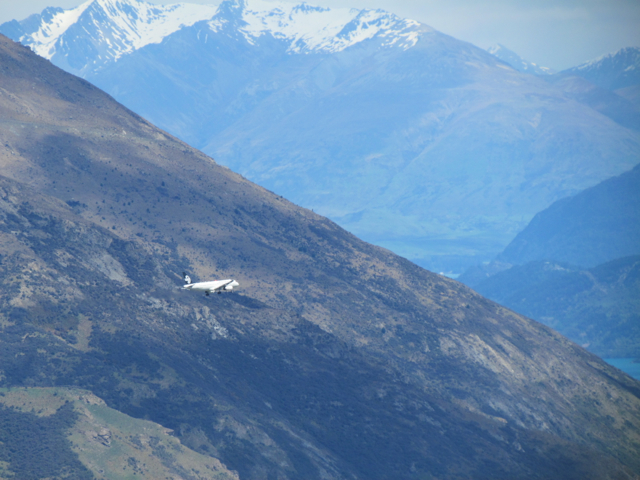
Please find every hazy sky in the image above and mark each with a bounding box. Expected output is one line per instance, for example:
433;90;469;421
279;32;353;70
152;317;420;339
1;0;639;71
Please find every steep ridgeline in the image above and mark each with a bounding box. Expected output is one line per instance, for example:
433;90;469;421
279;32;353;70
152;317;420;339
497;163;640;268
486;44;554;75
2;35;640;479
548;47;640;132
3;0;640;273
459;164;640;364
559;47;640;92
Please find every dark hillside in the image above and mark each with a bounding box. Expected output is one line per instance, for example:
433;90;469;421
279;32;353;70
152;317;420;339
1;35;640;479
470;257;640;358
0;402;93;479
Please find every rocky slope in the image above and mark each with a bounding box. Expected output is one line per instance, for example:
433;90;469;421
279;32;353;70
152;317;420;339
1;34;640;479
3;0;639;273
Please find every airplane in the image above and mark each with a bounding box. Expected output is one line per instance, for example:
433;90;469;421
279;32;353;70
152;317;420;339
182;272;239;296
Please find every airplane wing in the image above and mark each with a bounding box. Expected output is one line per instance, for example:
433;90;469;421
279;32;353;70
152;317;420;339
207;279;239;293
210;279;234;291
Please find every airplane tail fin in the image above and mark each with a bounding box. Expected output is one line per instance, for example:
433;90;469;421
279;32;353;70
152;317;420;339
183;272;191;285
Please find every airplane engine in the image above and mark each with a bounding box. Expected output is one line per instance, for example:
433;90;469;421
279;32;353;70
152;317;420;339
225;280;239;291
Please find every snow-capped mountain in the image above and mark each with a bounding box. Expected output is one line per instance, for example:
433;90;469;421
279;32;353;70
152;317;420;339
1;0;425;77
211;0;424;54
2;0;639;273
0;0;218;76
559;47;640;91
486;44;553;75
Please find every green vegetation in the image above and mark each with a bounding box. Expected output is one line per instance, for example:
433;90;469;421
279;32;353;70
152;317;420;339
0;401;93;479
0;387;239;480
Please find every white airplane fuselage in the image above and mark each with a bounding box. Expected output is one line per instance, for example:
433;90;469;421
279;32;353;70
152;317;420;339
183;279;239;294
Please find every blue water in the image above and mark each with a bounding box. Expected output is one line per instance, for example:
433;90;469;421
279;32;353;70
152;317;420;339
604;358;640;381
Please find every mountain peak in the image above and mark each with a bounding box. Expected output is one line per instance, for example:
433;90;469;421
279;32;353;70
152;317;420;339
0;0;218;75
217;0;246;14
575;46;640;70
211;0;426;54
0;0;428;75
561;46;640;90
487;43;554;75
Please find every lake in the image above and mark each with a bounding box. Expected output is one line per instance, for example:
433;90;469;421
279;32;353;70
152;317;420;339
604;358;640;381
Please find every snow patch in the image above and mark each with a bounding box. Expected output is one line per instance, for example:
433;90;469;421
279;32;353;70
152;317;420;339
14;0;427;69
28;0;93;58
20;0;218;61
212;0;425;54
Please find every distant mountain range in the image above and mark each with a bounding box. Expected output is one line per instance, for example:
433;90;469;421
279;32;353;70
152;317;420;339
551;47;640;129
0;0;218;76
497;162;640;268
460;163;640;364
486;44;554;75
4;32;640;478
484;45;640;131
560;47;640;91
469;256;640;359
2;0;639;274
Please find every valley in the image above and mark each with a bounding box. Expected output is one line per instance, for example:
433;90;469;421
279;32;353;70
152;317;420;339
3;0;638;273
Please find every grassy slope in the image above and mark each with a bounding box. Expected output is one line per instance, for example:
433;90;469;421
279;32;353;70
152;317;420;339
0;387;238;480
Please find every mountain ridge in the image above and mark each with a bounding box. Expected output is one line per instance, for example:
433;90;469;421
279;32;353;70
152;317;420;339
1;0;218;76
2;32;640;478
496;162;640;268
458;163;640;367
1;0;426;77
487;43;554;75
559;46;640;91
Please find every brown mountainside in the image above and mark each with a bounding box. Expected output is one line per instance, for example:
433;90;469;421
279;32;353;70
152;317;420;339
1;35;639;479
